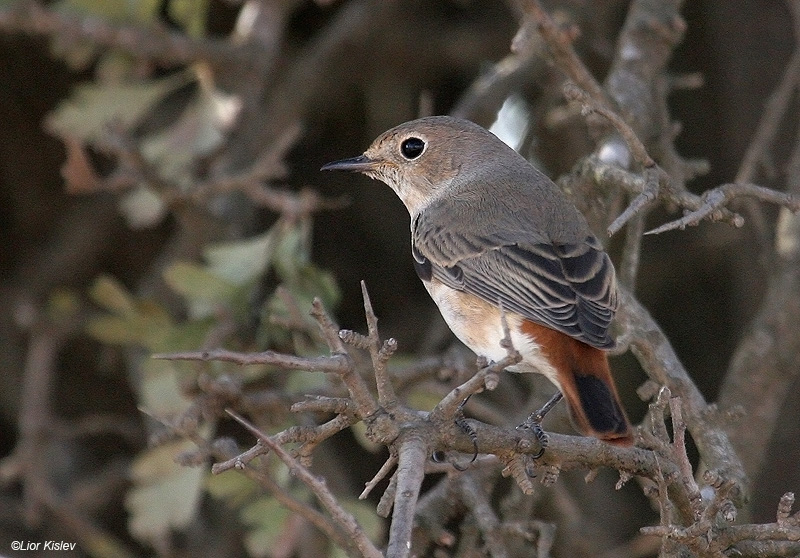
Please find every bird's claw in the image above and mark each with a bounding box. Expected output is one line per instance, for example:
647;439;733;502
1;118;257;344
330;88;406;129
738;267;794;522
451;395;479;470
516;391;564;459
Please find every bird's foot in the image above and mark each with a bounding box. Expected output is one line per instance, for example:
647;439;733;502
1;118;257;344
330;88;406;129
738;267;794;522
517;391;564;459
451;395;478;470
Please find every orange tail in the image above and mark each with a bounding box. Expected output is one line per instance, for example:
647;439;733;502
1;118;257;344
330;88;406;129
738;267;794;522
522;322;633;445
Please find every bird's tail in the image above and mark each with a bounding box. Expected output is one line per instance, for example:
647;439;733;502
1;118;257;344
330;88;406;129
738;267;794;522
522;322;633;445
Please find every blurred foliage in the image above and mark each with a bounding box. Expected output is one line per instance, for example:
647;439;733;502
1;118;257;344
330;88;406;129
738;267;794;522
46;0;346;539
84;216;342;550
3;0;799;556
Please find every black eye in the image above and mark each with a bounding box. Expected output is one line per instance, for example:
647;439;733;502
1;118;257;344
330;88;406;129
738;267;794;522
400;137;425;160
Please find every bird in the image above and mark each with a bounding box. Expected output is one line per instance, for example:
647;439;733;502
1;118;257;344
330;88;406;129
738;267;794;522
321;115;632;446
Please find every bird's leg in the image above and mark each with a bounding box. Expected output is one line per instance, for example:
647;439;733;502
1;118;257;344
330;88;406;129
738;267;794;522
517;391;564;458
451;395;479;470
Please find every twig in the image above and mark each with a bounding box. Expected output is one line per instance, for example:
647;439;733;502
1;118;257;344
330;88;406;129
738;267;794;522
563;83;654;168
429;352;517;426
290;396;353;416
457;473;510;558
607;166;662;236
29;483;139;558
0;0;252;68
451;21;545;123
619;210;646;288
386;429;431;558
226;410;383;558
668;395;703;518
360;451;398;500
311;297;348;354
646;182;800;235
16;311;82;526
615;287;749;507
521;0;610;108
295;413;356;467
715;1;800;490
194;431;360;557
359;281;398;407
152;347;352;374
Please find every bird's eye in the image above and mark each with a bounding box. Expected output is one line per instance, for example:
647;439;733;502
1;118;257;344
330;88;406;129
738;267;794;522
400;137;426;160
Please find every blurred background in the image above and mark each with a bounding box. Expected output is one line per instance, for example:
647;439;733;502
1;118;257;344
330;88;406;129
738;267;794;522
1;0;799;556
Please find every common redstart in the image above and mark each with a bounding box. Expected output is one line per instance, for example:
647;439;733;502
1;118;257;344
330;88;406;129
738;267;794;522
322;116;632;445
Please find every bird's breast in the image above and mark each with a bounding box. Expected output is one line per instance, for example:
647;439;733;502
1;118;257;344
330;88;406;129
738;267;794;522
423;278;561;387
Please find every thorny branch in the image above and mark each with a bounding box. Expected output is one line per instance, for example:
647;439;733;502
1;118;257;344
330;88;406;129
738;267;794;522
527;0;800;241
149;2;800;556
226;409;384;558
10;0;800;556
152;271;800;556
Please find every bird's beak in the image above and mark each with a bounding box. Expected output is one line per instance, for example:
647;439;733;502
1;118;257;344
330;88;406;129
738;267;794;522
320;154;377;173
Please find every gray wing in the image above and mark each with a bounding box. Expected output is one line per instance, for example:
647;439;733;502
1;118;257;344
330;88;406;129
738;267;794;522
412;212;618;349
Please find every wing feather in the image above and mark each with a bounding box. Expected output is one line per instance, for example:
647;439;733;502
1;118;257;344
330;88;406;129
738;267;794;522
413;210;618;349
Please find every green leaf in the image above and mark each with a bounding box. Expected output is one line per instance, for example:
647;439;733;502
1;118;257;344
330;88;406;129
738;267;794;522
46;288;82;322
273;222;311;281
168;0;211;37
204;229;276;286
53;0;163;25
118;185;168;229
139;77;241;183
126;440;206;544
341;499;383;545
139;358;192;416
163;261;239;305
240;497;292;558
85;283;174;350
206;471;260;505
89;274;136;315
162;317;217;352
85;315;142;345
45;72;191;143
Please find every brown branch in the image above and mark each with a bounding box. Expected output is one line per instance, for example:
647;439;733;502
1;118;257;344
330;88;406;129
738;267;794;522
0;0;252;69
359;281;398;408
386;429;431;558
226;410;383;558
615;286;749;507
188;428;360;557
14;308;83;526
152;347;352;374
457;473;511;558
521;0;610;109
311;297;349;354
429;312;519;426
606;165;662;236
360;452;398;500
29;483;139;558
95;121;348;220
157;284;778;556
646;182;800;235
668;394;702;517
642;490;800;555
619;209;647;288
563;82;654;168
450;15;547;125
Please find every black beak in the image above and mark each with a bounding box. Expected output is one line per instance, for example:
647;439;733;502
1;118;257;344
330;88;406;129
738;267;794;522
320;154;376;172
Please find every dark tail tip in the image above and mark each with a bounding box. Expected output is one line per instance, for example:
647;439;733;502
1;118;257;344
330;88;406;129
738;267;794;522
572;373;633;445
